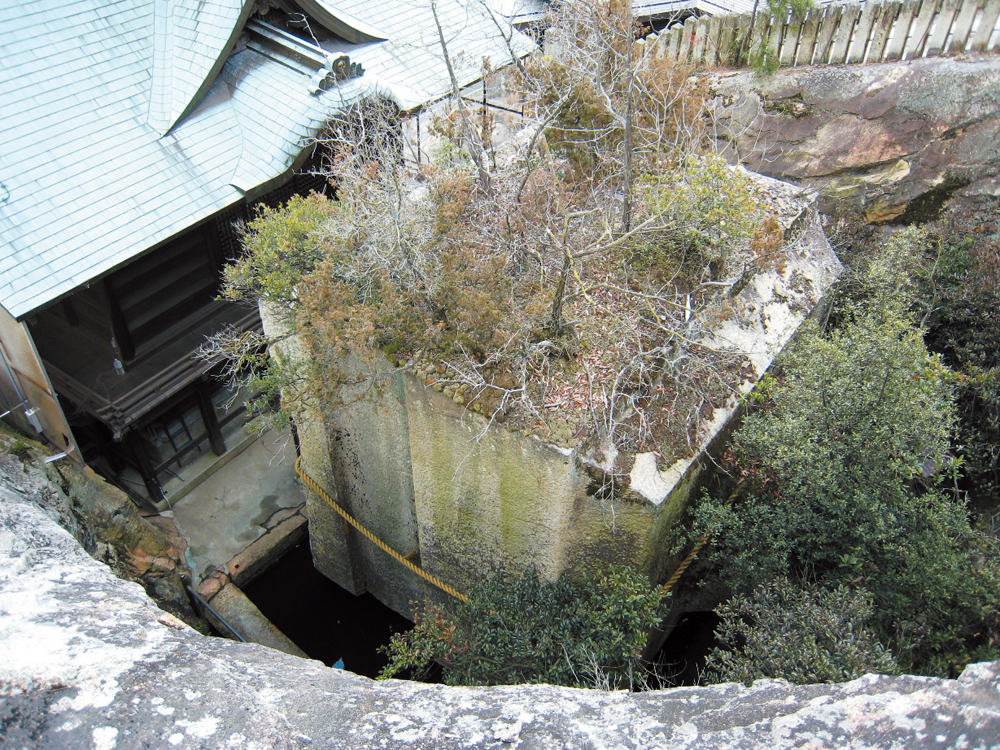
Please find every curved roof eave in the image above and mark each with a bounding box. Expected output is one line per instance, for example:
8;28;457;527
148;0;257;136
291;0;389;43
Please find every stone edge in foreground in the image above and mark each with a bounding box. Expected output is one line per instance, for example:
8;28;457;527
1;487;998;749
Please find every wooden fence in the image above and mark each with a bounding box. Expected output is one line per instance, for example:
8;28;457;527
642;0;1000;68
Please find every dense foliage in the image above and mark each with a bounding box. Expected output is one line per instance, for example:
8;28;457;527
212;0;1000;688
829;214;1000;517
704;578;898;685
380;567;662;688
921;207;1000;513
691;229;1000;678
213;0;781;468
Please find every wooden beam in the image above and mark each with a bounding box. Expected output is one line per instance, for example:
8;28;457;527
102;279;136;362
197;380;227;457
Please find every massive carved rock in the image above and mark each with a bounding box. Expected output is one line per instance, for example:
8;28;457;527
282;175;841;618
2;486;999;749
708;56;1000;222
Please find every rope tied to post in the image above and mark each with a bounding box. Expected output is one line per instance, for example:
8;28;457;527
294;456;468;603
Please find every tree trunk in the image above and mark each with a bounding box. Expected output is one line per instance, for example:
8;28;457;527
431;0;494;197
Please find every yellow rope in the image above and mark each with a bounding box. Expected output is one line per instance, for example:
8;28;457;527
660;477;745;598
294;457;469;603
297;454;740;605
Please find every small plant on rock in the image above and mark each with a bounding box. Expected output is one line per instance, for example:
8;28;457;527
7;438;32;463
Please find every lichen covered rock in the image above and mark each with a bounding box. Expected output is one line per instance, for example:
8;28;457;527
708;57;1000;222
2;487;999;749
0;429;200;626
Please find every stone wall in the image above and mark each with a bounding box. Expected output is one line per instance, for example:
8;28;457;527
3;490;999;750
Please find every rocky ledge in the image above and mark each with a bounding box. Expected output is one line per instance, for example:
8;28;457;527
2;483;999;749
708;56;1000;222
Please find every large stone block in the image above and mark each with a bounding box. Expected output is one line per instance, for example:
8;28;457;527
707;57;1000;221
3;489;999;749
282;175;842;617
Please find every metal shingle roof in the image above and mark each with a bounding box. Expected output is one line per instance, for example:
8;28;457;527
147;0;254;134
314;0;536;111
0;0;368;319
0;0;530;319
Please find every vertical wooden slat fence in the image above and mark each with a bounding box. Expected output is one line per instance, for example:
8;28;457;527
972;0;1000;49
647;0;1000;69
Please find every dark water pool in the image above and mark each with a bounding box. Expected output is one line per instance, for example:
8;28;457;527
241;541;415;678
651;611;722;687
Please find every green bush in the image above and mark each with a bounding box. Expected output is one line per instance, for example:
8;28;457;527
380;566;662;688
632;155;762;279
7;438;32;463
688;229;1000;676
921;227;1000;512
704;578;898;686
222;193;341;307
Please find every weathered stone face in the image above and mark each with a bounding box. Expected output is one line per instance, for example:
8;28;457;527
288;175;841;612
707;57;1000;222
0;431;200;627
3;489;1000;749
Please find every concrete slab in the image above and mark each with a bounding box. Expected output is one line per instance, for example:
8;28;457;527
227;510;308;588
169;429;305;580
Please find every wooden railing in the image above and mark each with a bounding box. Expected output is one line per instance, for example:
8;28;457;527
46;310;262;437
643;0;1000;68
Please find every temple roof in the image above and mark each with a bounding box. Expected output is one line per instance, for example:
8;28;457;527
0;0;531;319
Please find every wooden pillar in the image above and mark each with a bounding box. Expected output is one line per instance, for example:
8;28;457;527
949;0;982;54
971;0;1000;52
886;0;919;59
196;381;226;456
829;5;862;63
868;1;902;62
847;0;882;64
102;279;136;362
123;430;165;504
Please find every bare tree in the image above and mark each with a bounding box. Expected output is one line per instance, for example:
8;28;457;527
208;0;779;477
431;0;495;196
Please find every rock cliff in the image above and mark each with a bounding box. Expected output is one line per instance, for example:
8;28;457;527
709;56;1000;222
3;475;999;749
0;429;200;626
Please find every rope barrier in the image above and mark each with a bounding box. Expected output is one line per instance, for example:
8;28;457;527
660;476;745;598
294;456;469;603
297;453;740;605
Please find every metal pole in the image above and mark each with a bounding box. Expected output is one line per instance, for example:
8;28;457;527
186;585;246;642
